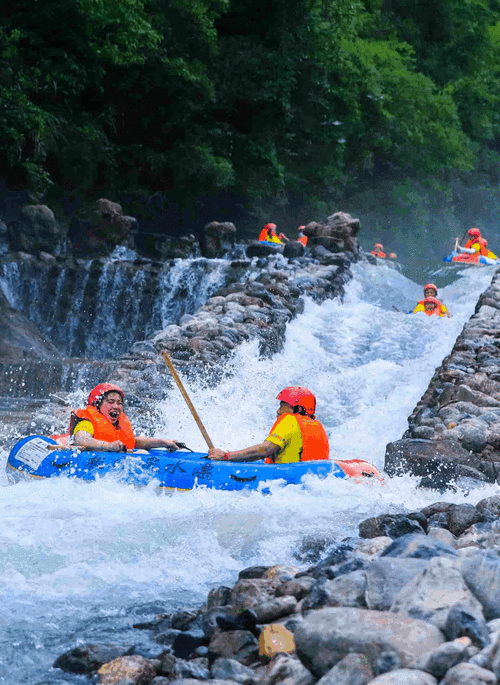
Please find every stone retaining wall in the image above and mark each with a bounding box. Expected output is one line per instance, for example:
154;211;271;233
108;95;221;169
385;267;500;486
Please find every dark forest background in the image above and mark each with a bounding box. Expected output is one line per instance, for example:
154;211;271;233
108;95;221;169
2;0;500;239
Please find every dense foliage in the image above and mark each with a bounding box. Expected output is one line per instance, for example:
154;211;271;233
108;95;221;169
2;0;500;219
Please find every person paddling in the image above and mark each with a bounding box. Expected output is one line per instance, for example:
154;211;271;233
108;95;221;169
412;283;451;318
54;383;181;452
371;243;386;258
208;386;329;463
258;223;289;244
414;296;446;317
455;227;497;262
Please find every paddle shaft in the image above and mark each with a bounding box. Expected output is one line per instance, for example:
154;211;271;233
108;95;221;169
161;351;214;450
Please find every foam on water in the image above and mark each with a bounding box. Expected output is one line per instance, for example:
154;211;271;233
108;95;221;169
0;259;497;683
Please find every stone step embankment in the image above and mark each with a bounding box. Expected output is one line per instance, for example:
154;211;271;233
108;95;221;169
109;250;354;401
385;267;500;486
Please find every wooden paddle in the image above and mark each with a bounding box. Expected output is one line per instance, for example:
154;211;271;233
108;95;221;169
161;350;214;450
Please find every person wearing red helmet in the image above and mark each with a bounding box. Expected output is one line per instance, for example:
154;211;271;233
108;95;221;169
207;386;329;463
455;227;497;262
412;284;451;317
371;243;386;258
297;226;308;247
64;383;180;453
258;223;289;244
414;297;445;317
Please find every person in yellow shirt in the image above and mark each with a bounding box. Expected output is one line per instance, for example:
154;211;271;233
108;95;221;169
412;284;451;318
208;387;329;463
258;223;289;244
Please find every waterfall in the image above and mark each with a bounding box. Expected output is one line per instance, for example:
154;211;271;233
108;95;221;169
0;255;231;360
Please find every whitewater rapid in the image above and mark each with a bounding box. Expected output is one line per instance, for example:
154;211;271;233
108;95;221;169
0;260;498;684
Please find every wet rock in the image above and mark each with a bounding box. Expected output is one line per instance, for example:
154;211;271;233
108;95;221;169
53;644;132;674
211;657;257;684
415;638;471;678
261;653;314;685
384;439;474;483
359;514;426;539
301;570;367;611
207;630;259;666
444;604;490;647
0;289;62;361
380;533;457;559
441;662;497;684
254;596;297;623
276;577;315;601
170;610;198;631
293;607;445;677
315;652;374;685
230;578;280;614
97;654;156;684
367;671;437;684
447;504;486;537
171;631;206;659
365;558;428;611
477;496;500;518
461;550;500;619
207;586;232;610
390;557;485;633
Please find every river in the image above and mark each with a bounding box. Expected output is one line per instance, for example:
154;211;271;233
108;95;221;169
0;257;498;684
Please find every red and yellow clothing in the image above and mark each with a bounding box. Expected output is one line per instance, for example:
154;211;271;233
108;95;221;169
70;405;136;449
464;238;497;259
264;413;329;463
297;235;308;246
259;228;282;244
413;300;448;317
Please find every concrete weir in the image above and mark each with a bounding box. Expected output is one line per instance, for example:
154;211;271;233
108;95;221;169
385;267;500;486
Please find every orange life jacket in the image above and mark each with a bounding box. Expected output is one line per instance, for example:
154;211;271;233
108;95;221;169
69;405;136;448
424;306;442;317
265;413;329;463
259;228;269;241
297;235;308;246
371;250;386;258
417;299;446;316
464;238;488;256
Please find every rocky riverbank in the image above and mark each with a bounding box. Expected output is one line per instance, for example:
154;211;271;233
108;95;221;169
385;267;500;489
52;495;500;685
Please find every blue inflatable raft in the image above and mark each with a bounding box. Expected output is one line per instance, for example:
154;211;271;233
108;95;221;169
5;435;380;491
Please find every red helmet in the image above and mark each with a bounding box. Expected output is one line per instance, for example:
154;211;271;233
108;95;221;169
277;386;316;416
468;227;481;238
87;383;124;408
264;223;277;232
424;283;438;295
374;243;384;250
423;297;439;307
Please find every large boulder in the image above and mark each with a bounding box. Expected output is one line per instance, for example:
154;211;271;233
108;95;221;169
202;221;236;257
0;289;60;361
302;212;360;257
294;607;445;677
384;439;481;486
7;204;68;255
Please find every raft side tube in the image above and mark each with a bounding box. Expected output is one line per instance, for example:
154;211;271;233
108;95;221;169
6;436;381;490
